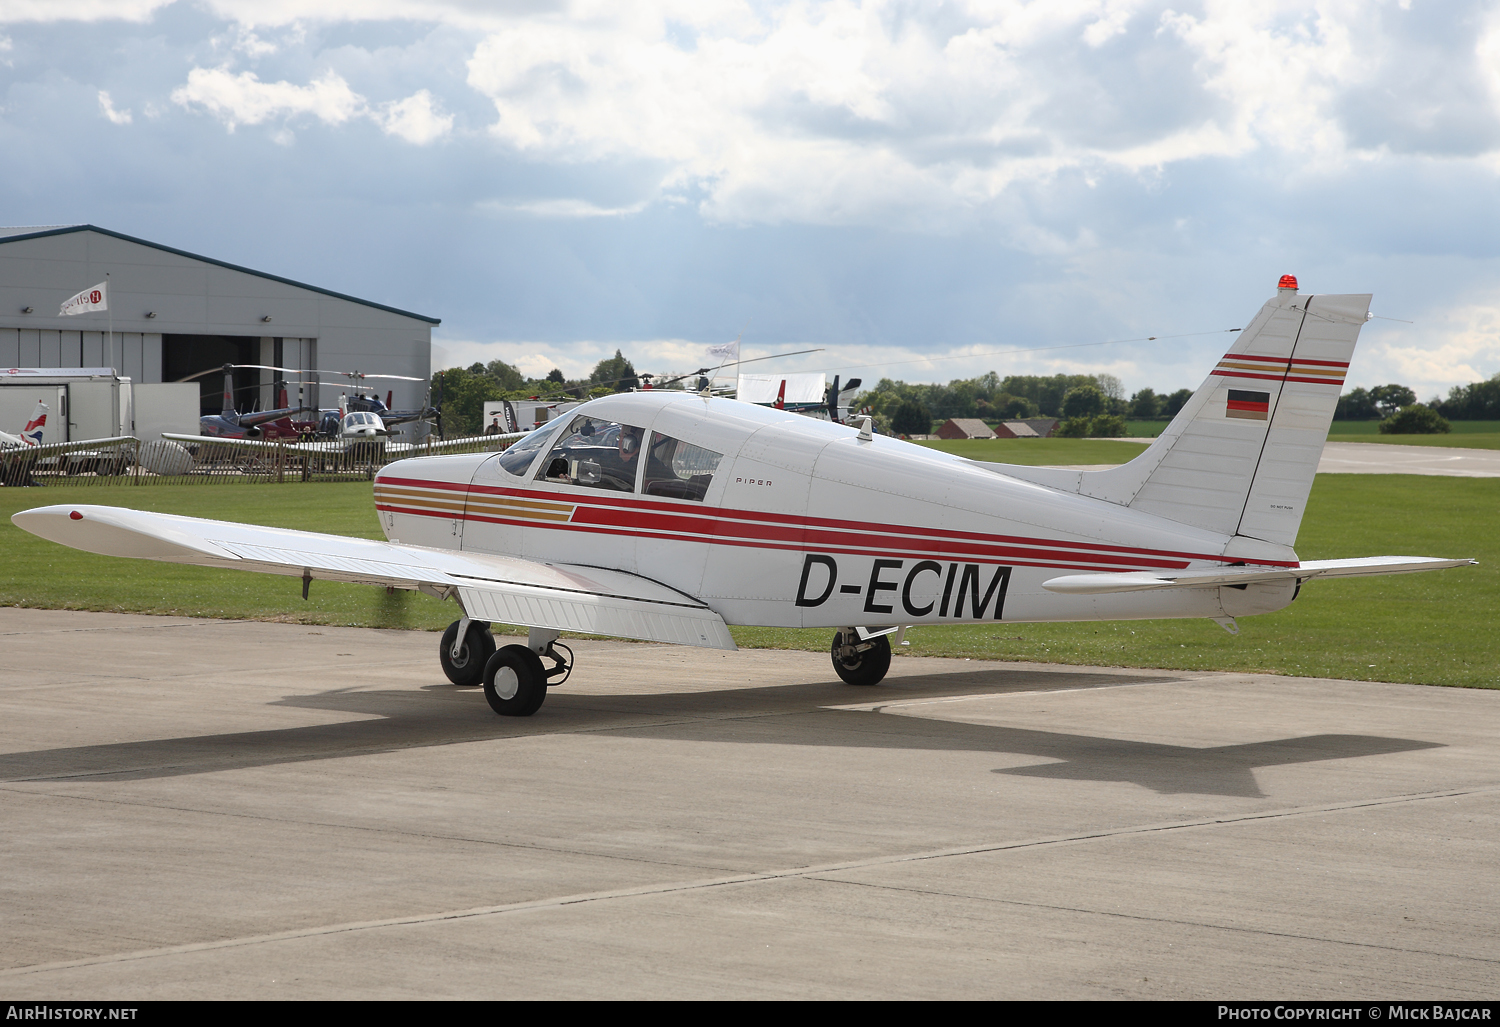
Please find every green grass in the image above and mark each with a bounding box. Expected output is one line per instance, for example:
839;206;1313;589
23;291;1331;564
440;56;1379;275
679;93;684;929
0;483;457;631
916;437;1148;465
1326;421;1500;450
1;476;1494;688
1329;420;1500;435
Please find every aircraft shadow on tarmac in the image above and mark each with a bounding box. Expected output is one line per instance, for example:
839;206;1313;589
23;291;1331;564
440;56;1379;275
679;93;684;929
0;667;1442;798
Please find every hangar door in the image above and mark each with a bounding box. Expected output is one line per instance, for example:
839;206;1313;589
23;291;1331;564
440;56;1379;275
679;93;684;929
162;335;258;416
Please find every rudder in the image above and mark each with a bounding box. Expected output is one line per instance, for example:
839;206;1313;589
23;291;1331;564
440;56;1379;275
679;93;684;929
1002;279;1369;550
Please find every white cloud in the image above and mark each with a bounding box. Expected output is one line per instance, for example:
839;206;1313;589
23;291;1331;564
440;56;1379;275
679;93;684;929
171;67;365;130
377;89;453;145
1083;1;1134;46
451;1;1500;228
1362;302;1500;397
97;89;131;124
230;27;282;58
459;1;1395;227
479;198;650;219
172;67;453;145
0;1;170;23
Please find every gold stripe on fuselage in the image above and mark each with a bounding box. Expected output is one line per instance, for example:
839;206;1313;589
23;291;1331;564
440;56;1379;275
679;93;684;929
463;493;575;523
376;484;575;523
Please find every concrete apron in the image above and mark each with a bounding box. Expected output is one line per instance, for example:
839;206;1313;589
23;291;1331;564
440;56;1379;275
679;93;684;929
1;608;1496;999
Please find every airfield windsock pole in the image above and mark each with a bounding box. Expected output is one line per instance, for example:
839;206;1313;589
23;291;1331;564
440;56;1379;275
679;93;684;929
106;273;115;375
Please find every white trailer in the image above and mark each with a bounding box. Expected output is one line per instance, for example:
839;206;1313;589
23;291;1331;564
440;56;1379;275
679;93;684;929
0;367;131;442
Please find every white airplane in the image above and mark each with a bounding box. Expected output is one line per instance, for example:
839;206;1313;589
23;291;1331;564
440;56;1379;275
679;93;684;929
1;400;137;483
12;278;1475;717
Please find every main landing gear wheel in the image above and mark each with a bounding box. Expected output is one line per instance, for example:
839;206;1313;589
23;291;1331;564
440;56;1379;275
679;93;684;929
439;620;496;686
483;644;549;717
831;629;892;686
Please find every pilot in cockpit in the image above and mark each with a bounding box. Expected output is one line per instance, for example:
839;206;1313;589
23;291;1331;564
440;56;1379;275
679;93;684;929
618;426;643;468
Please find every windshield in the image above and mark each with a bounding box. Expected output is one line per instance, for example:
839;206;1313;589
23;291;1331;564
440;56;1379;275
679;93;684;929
535;414;645;492
495;421;561;477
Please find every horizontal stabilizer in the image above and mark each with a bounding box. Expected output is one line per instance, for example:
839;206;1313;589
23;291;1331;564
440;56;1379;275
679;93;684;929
11;504;736;650
1043;556;1476;595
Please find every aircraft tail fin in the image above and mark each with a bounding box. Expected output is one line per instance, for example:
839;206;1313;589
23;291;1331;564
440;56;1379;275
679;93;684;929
221;365;236;418
1005;280;1370;549
21;401;46;446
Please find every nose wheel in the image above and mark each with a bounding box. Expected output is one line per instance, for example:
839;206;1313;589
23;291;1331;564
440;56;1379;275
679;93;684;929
831;628;892;686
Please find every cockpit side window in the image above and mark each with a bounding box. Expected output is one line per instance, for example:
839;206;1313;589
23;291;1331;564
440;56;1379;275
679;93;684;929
495;421;560;477
535;415;645;492
641;432;722;502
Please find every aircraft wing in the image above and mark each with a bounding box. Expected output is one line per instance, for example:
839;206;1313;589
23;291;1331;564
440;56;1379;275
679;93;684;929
161;432;527;456
161;432;342;452
386;431;529;456
1042;556;1477;595
11;504;736;651
2;436;137;462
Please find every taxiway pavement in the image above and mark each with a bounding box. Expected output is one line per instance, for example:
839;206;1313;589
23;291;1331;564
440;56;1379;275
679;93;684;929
1;608;1496;999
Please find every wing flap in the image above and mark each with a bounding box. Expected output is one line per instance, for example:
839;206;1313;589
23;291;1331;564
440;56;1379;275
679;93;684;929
1043;556;1476;595
12;504;736;650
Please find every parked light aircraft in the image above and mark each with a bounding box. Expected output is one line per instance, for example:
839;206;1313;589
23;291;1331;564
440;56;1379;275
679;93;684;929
1;400;135;485
13;279;1475;716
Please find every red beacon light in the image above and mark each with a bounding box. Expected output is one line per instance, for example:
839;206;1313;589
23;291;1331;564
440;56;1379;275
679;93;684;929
1278;274;1298;291
69;511;82;520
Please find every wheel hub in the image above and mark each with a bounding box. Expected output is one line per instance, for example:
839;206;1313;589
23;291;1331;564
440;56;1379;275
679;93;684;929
493;666;520;701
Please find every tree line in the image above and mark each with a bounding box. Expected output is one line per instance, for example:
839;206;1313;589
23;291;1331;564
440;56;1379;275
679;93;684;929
1337;375;1500;421
433;350;648;436
856;370;1500;437
851;373;1194;437
432;348;1499;439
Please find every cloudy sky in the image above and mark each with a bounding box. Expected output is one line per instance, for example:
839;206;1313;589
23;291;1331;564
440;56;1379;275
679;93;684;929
3;0;1499;398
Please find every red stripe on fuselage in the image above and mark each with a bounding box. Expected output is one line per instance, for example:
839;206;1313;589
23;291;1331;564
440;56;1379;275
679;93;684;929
379;475;1243;564
375;475;1299;570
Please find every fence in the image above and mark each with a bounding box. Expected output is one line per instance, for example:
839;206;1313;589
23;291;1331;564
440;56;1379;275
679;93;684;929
5;433;521;487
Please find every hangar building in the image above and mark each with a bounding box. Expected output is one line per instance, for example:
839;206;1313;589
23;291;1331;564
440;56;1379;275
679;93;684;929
0;225;438;432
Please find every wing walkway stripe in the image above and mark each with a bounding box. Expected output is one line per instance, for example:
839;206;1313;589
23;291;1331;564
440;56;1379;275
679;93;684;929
3;784;1494;978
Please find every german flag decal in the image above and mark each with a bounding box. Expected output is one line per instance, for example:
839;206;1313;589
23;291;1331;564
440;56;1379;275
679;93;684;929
1226;389;1270;420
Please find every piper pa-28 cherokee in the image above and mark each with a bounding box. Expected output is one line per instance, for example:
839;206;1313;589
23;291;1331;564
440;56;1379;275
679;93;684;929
13;278;1476;717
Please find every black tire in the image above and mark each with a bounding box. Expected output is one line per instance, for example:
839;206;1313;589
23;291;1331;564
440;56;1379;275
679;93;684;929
483;644;549;716
831;629;892;686
439;620;495;686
